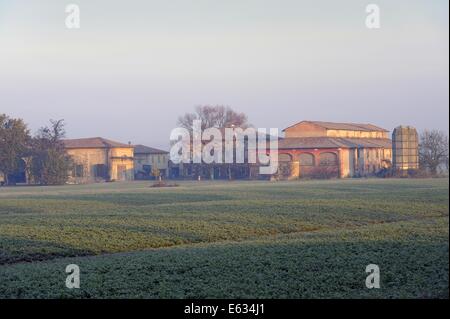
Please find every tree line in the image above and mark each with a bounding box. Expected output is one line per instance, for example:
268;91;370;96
0;114;71;185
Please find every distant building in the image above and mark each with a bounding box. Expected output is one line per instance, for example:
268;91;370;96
278;121;393;178
63;137;134;183
169;127;267;180
133;145;169;179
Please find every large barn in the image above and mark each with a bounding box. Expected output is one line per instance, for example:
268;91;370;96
277;121;393;179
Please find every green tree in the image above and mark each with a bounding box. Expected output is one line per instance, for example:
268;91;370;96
0;114;30;185
31;119;72;185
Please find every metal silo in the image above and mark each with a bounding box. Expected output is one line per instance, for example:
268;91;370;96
392;126;419;171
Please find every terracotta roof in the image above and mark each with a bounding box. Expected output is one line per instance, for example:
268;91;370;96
283;121;389;132
279;137;392;149
202;127;279;141
134;144;168;154
63;137;132;149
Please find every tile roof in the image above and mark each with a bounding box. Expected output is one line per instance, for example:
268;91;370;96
200;127;279;142
279;137;392;149
283;121;389;132
134;144;168;154
63;137;132;149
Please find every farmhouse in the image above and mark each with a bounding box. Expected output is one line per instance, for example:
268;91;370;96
133;144;169;179
277;121;392;179
63;137;134;183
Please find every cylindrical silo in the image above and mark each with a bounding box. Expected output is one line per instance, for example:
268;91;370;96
392;126;419;171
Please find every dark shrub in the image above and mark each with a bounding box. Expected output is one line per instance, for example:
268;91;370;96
308;166;339;179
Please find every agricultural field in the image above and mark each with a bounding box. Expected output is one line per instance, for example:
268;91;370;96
0;178;448;299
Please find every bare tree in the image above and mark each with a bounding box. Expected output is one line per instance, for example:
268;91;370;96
419;130;449;175
177;105;250;131
176;106;251;180
36;119;66;144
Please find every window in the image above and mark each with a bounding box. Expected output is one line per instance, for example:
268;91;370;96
94;164;107;178
74;165;84;177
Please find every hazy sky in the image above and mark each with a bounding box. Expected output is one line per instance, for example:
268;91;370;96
0;0;448;149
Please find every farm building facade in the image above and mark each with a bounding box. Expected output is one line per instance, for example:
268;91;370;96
277;121;393;179
62;138;171;183
63;137;135;183
134;144;169;179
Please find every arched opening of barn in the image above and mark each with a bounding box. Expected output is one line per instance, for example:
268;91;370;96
315;152;339;178
299;152;315;178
